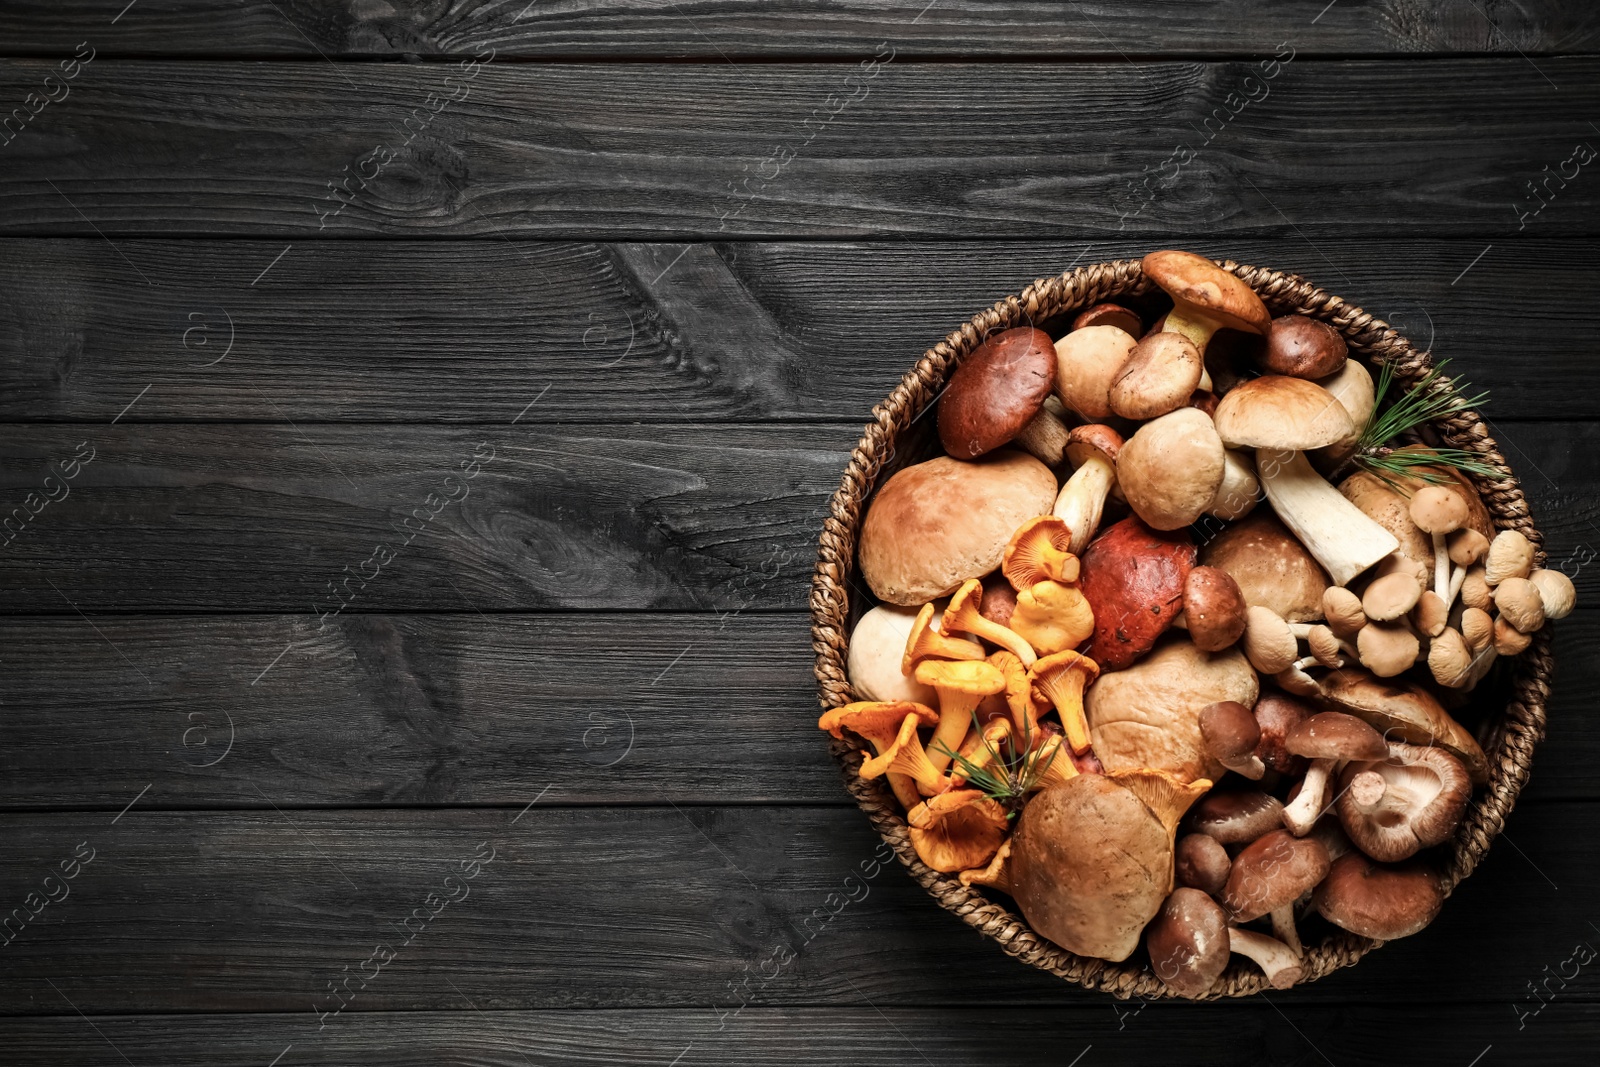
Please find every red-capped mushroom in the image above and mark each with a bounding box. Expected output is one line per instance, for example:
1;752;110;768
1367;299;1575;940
1077;517;1196;670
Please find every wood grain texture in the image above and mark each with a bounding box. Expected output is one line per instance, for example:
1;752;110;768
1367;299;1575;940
4;59;1598;238
0;611;1594;808
0;803;1590;1013
0;420;1593;612
3;1;1595;58
4;237;1599;422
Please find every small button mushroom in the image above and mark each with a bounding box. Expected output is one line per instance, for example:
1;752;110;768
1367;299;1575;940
1410;590;1448;638
1176;833;1233;895
1313;852;1444;941
1077;517;1196;670
1336;742;1471;863
819;702;941;811
1460;607;1494;653
1054;325;1136;420
1200;700;1264;780
1408;486;1469;598
1072;302;1142;337
1002;516;1080;589
1116;407;1226;531
1322;586;1367;637
1028;650;1101;755
1363;571;1423;622
1529;567;1577;620
1054;424;1125;553
1220;829;1330;956
1305;624;1348;669
912;658;1007;775
1242;605;1299;675
1356;619;1421;678
1494;576;1546;634
1208;449;1261;521
1228;927;1306;989
943;578;1039;666
1493;615;1534;656
937;327;1057;459
1254;693;1312;776
1461;565;1492;611
1188;790;1285;846
1375;551;1431;588
1447;527;1490;568
1427;627;1474;688
1109;332;1204;420
1009;579;1096;656
1280;712;1389;836
1484;529;1535;586
1146;888;1231;998
1259;315;1348;379
901;602;987;675
1184;567;1248;652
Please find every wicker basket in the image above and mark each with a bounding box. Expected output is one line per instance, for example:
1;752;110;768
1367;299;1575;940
809;256;1555;998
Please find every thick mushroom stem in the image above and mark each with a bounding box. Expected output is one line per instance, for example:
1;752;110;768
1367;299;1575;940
1269;904;1304;958
1159;309;1218;392
1053;456;1115;555
1228;928;1305;989
1282;758;1337;836
1257;448;1400;586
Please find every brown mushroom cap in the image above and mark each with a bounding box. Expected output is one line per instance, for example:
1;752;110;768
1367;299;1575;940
1336;742;1471;863
1253;692;1312;775
1485;529;1536;585
1322;586;1367;637
1286;712;1389;763
1356;620;1421;678
980;579;1019;628
1117;407;1226;531
1362;572;1423;622
1408;485;1469;536
1078;517;1195;670
937;327;1057;459
1073;302;1143;337
1141;251;1271;335
1340;460;1494;573
1213;376;1355;451
1494;576;1546;633
1313;852;1444;940
1184;567;1249;653
1109;332;1204;420
1446;528;1490;567
1065;423;1125;470
1187;789;1285;846
1220;829;1331;923
1175;833;1232;895
1146;888;1231;998
1199;511;1331;624
1260;315;1348;379
860;452;1058;605
1055;325;1137;420
1310;671;1489;784
1199;699;1264;779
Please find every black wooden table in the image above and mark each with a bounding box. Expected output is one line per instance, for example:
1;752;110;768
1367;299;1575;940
1;2;1597;1063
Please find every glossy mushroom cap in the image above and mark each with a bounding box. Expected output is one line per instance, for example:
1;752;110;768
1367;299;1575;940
1260;315;1348;379
1336;742;1471;862
1146;888;1231;998
1187;790;1285;846
1141;251;1271;335
1109;332;1204;420
1285;712;1390;763
1117;407;1226;531
1072;302;1142;336
1213;375;1356;451
1184;567;1248;653
1175;832;1232;894
1220;829;1331;923
1078;517;1196;670
1199;700;1264;779
937;327;1056;459
1313;852;1444;940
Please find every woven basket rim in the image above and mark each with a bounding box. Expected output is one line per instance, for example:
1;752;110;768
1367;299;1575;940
808;255;1554;999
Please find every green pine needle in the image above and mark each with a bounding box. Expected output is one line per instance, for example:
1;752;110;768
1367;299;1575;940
933;714;1063;819
1352;359;1497;488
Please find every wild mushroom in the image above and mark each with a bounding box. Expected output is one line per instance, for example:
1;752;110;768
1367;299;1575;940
819;701;941;811
1341;459;1493;571
1461;565;1492;611
1141;251;1271;384
1258;315;1348;380
1241;605;1303;675
1444;528;1490;609
1228;928;1306;989
1011;403;1073;467
958;838;1013;893
1175;833;1232;895
913;658;1007;774
1427;627;1473;688
1054;325;1136;420
937;327;1057;459
980;579;1019;627
1322;586;1366;637
1078;517;1195;669
859;713;947;796
1529;568;1576;620
1184;567;1248;652
1279;712;1389;836
1302;624;1352;670
1200;700;1264;780
1494;576;1546;634
1010;769;1209;962
1362;572;1423;622
907;794;1009;873
859;451;1058;605
1308;670;1488;785
1313;852;1444;940
987;649;1039;739
1147;888;1231;998
901;601;985;675
1029;650;1101;755
1336;742;1471;863
1200;511;1331;623
847;605;942;705
1072;302;1142;336
1009;580;1096;656
1085;634;1258;782
1187;790;1285;846
1460;607;1494;653
1002;516;1080;589
1206;449;1261;522
1355;620;1421;678
1220;829;1330;956
1215;376;1398;585
1109;332;1204;420
1484;529;1535;586
1309;357;1374;474
943;578;1038;666
1253;693;1311;776
1410;590;1448;638
1117;407;1226;531
1053;424;1125;553
1493;617;1533;656
1408;486;1469;599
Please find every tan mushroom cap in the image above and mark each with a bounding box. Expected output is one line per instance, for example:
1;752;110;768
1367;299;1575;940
1220;829;1331;923
1494;576;1546;633
1141;250;1272;335
860;451;1058;606
1428;627;1473;687
1336;742;1471;863
1184;566;1248;653
1311;671;1488;784
1447;528;1490;567
1213;375;1355;451
1362;572;1423;622
1242;605;1297;675
1322;586;1367;636
1117;407;1226;531
1200;511;1331;623
1493;616;1533;656
1460;607;1494;652
1356;620;1421;678
1109;332;1204;420
1411;590;1448;638
1313;853;1444;940
1054;325;1137;420
1485;529;1536;585
1529;568;1577;620
1409;485;1469;536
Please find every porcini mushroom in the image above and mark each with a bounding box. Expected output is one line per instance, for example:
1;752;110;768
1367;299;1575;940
1141;251;1271;379
1109;332;1204;420
937;327;1057;460
1208;449;1261;521
1073;302;1142;336
1336;742;1471;863
1117;407;1227;531
1259;315;1347;380
1175;833;1232;895
1484;529;1535;586
1200;511;1331;624
913;658;1007;774
1228;928;1306;989
819;701;941;811
1078;518;1195;670
901;601;985;675
1279;712;1389;836
1200;700;1265;780
1009;579;1096;656
1147;888;1231;998
1220;829;1330;956
1184;567;1248;652
1313;852;1444;940
1028;650;1101;755
1053;424;1125;553
1529;568;1577;620
1409;486;1469;598
1054;325;1136;420
1012;403;1073;467
943;578;1038;666
1002;515;1080;589
1310;357;1375;473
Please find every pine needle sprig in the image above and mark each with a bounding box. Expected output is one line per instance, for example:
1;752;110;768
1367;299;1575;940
933;714;1062;819
1352;359;1498;487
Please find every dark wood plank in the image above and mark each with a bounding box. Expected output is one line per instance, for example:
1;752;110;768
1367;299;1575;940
0;419;1593;612
0;803;1591;1013
0;610;1594;808
5;1;1597;58
5;59;1599;238
5;237;1599;422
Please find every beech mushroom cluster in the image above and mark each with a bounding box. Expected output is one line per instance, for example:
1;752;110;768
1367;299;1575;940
822;249;1574;999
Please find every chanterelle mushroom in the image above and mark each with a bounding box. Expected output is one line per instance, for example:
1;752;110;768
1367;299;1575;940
1220;829;1330;956
1053;424;1125;554
860;713;947;796
1028;650;1101;755
944;578;1038;666
1009;579;1096;657
901;602;985;675
819;701;940;811
1279;712;1389;836
908;794;1009;873
914;658;1006;775
1336;742;1471;862
1003;516;1080;589
1313;852;1444;940
1146;888;1231;998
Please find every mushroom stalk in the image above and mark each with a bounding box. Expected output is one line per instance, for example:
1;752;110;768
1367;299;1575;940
1159;311;1216;392
1227;928;1305;989
1269;905;1304;958
1432;533;1450;600
1281;758;1337;836
1257;448;1400;586
1053;456;1114;555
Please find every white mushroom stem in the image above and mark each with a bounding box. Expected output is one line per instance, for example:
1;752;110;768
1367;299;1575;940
1270;905;1304;959
1053;456;1115;555
1228;928;1305;989
1442;563;1468;613
1281;758;1339;836
1257;449;1400;586
1431;532;1451;600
